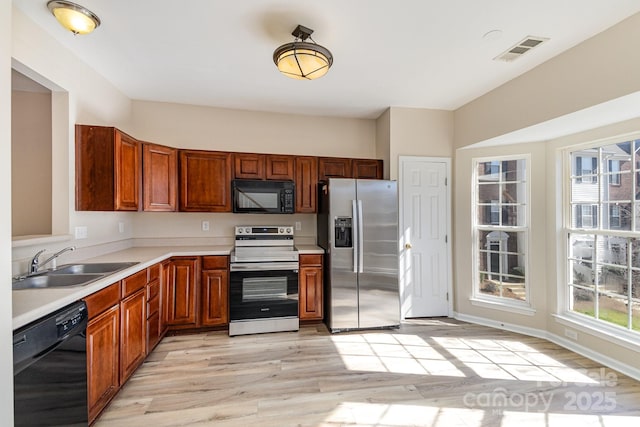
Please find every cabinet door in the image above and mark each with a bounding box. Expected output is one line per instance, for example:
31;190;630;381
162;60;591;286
87;305;120;424
146;278;162;353
352;159;383;179
114;130;141;211
179;150;232;212
266;155;295;180
234;153;265;179
295;156;318;213
200;269;229;326
120;288;146;383
299;266;323;320
318;157;352;182
76;125;140;211
166;257;199;326
143;143;177;211
161;260;170;335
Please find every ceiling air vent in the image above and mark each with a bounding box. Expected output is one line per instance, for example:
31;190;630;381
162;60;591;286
494;36;549;62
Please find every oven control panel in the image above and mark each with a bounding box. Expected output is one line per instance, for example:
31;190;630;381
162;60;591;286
235;226;294;236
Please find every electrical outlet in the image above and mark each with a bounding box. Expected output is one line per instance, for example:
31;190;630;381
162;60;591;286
565;328;578;340
74;226;88;239
118;222;125;233
295;221;302;231
202;221;210;231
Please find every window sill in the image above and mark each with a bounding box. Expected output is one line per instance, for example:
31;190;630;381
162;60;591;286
12;234;73;248
553;313;640;352
469;297;536;316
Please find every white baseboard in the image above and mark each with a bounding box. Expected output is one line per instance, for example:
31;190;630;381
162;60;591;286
453;311;640;382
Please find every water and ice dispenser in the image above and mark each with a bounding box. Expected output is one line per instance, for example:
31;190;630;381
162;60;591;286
334;217;353;248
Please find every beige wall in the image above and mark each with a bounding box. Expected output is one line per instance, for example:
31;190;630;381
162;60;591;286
11;7;134;271
12;90;51;236
1;0;13;421
389;107;454;179
375;108;391;179
454;142;548;331
131;100;376;157
543;117;640;371
454;12;640;149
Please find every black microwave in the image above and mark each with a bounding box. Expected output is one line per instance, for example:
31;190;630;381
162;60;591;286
232;179;295;214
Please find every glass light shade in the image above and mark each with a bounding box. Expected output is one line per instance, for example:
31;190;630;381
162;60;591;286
274;42;333;80
47;1;101;35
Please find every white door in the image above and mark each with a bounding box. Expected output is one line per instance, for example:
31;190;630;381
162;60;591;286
399;157;451;318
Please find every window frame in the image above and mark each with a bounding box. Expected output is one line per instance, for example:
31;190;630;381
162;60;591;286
563;136;640;339
472;155;531;310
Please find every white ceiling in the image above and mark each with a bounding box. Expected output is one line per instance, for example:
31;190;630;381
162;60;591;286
12;0;640;119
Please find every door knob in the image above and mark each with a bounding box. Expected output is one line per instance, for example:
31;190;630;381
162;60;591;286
405;243;412;249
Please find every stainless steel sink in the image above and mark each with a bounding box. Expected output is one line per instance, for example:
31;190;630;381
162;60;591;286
49;262;138;275
12;262;139;290
12;274;104;290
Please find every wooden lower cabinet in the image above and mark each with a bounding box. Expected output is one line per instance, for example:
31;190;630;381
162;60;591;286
119;288;146;383
201;266;229;326
87;305;120;424
299;255;324;320
166;257;200;328
146;277;162;352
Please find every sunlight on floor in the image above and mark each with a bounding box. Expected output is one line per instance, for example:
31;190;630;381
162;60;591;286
320;401;640;427
331;333;600;385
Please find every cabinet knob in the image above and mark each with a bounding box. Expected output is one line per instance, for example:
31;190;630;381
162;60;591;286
405;243;412;249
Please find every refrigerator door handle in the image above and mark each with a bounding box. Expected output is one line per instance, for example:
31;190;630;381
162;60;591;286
352;200;358;273
357;199;364;273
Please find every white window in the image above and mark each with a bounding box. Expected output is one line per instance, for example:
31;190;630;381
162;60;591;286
567;140;640;334
474;157;528;304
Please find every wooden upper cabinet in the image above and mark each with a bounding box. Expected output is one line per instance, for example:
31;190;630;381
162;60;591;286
295;156;318;213
266;155;295;180
76;125;141;211
143;143;177;212
318;157;352;182
352;159;383;179
179;150;232;212
234;153;265;179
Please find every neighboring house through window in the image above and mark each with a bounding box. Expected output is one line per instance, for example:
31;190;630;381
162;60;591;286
474;157;529;305
567;140;640;334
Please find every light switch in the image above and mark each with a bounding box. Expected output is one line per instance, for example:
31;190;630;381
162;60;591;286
202;221;210;231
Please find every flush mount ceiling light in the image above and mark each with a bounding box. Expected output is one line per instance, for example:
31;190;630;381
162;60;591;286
47;1;101;35
273;25;333;80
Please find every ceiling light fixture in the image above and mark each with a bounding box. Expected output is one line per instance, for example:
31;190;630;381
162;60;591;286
47;1;101;35
273;25;333;80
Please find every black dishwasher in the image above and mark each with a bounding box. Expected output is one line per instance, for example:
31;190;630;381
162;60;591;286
13;301;89;426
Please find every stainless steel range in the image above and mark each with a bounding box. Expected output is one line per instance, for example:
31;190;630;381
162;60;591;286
229;226;299;336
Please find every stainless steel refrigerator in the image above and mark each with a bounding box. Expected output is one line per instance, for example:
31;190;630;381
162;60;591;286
317;178;400;332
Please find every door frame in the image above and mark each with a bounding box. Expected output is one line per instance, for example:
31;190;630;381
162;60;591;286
398;156;453;319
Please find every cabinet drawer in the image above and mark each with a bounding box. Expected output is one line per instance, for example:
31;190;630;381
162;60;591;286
147;294;160;318
147;279;160;301
202;256;228;270
299;254;323;267
122;269;147;297
148;263;160;281
84;283;120;319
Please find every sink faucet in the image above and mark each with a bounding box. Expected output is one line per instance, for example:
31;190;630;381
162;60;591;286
29;246;76;274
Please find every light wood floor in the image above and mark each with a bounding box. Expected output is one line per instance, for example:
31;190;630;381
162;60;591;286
95;319;640;426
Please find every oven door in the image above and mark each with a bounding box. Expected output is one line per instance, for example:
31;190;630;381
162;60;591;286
229;262;299;320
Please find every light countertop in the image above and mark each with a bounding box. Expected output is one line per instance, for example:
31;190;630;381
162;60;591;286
13;244;324;330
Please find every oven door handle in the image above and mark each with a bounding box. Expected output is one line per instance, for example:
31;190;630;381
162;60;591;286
230;262;299;272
